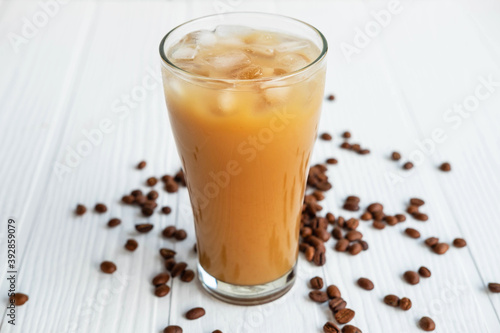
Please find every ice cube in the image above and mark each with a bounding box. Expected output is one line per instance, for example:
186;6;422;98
244;45;275;58
171;46;198;60
203;51;251;71
277;53;309;72
262;86;292;104
192;30;218;47
232;65;263;80
215;25;253;38
215;90;239;115
244;32;278;46
276;40;310;53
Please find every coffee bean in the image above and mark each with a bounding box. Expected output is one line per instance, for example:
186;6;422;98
360;212;372;221
135;223;153;233
413;213;428;221
313;249;326;266
323;322;341;333
357;277;374;291
373;211;385;221
186;307;205;320
135;195;147;205
433;243;449;255
439;162;451;172
155;284;170;297
181;269;195;282
10;293;28;306
174;229;187;240
164;326;183;333
348;243;363;255
159;248;176;259
425;237;439;247
359;149;370;155
137;161;146;169
419;316;436;331
383;294;400;307
171;262;188;277
343;202;359;212
162;206;172;214
342;325;362;333
122;195;135;204
100;261;116;274
309;290;329;303
146;177;158;186
328;297;346;313
140;207;152;217
95;203;107;213
326;212;336;224
212;330;222;333
418;266;431;278
305;235;324;249
346;218;359;230
410;198;425;206
75;204;87;216
305;246;315;261
165;180;179;193
405;228;420;239
320;133;333;141
337;216;345;228
327;94;335;101
332;227;343;240
310;276;324;289
367;203;383;213
131;189;143;197
107;218;121;228
400;297;412;311
488;283;500;293
142;200;157;209
124;239;138;251
406;205;419;214
164;258;176;271
335;239;349;252
342;131;351;139
327;285;341;299
395;214;406;222
326;158;338;165
147;190;159;200
372;221;385;230
403;271;420;285
351;144;361;152
163;226;176;238
385;216;398;226
391;152;401;161
403;162;414;170
346;230;363;242
315;228;331;242
312;190;325;201
301;227;312;238
193;243;197;253
152;272;170;286
359;240;369;251
340;142;351;149
335;308;355;324
453;238;467;248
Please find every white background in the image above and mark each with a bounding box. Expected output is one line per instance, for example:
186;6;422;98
1;0;500;332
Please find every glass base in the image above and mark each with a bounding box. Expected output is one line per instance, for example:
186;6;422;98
197;262;297;306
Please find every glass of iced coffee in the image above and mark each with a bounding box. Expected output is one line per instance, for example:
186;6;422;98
160;12;327;305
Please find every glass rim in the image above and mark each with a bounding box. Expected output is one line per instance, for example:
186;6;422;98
159;12;328;84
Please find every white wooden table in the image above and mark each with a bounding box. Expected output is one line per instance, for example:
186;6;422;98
1;0;500;332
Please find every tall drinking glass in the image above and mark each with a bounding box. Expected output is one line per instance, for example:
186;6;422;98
160;12;327;305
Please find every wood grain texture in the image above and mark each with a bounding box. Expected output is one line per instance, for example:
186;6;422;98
1;0;500;332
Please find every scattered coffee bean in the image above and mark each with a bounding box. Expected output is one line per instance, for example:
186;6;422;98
419;316;436;331
122;195;135;204
100;261;116;274
488;283;500;293
193;243;197;253
163;226;177;238
346;218;359;230
212;330;222;333
327;94;335;101
164;258;176;271
406;205;419;214
155;284;170;297
95;203;107;213
391;152;401;161
351;144;361;152
75;204;87;216
310;276;324;289
309;290;329;303
305;246;315;262
335;308;355;324
403;162;414;170
141;207;153;217
413;213;428;221
174;229;187;240
326;158;338;165
131;189;143;197
340;142;351;149
346;230;362;242
343;202;360;212
372;221;385;230
425;237;439;247
439;162;451;172
165;180;179;193
400;297;412;311
181;269;195;282
348;243;363;255
164;326;183;333
337;216;345;227
403;271;420;285
342;325;362;333
385;216;398;226
367;203;383;213
312;190;325;201
107;218;121;227
418;266;431;278
410;198;425;206
357;278;374;291
323;321;341;333
332;227;343;240
405;228;421;239
171;262;188;278
313;249;326;266
453;238;467;248
186;307;205;320
162;206;172;214
137;161;146;169
395;214;406;222
384;295;400;307
327;285;341;299
152;272;170;286
342;131;351;139
326;212;335;224
159;248;176;259
124;239;138;251
135;195;147;205
147;190;159;200
329;297;347;313
360;212;372;221
335;239;349;252
320;133;333;141
146;177;158;186
9;293;28;306
433;243;449;255
135;223;153;233
373;211;385;221
359;240;369;251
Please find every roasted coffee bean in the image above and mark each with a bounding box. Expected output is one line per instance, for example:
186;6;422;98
337;216;345;228
107;218;121;227
332;227;343;240
418;266;431;278
193;243;197;253
314;228;331;242
373;211;385;221
95;203;107;213
410;198;425;206
122;195;135;204
141;207;154;217
174;229;187;240
391;152;401;161
351;144;361;152
171;262;188;277
135;195;147;205
320;133;333;141
346;218;359;230
146;177;158;186
395;214;406;222
162;226;177;238
439;162;451;172
340;142;351;149
309;290;329;303
360;212;372;221
161;175;174;183
328;297;346;313
348;243;363;255
326;212;336;224
488;283;500;293
327;285;341;299
135;223;153;233
343;202;359;212
342;325;362;333
335;308;355;324
142;200;158;209
335;239;349;252
327;94;335;101
384;294;400;307
165;180;179;193
164;258;176;271
403;271;420;285
357;277;374;291
323;322;341;333
359;149;370;155
419;316;436;331
159;248;176;259
124;239;138;251
413;213;429;221
147;190;159;200
100;261;116;274
400;297;412;311
326;158;338;165
453;238;467;248
212;330;222;333
425;237;439;247
174;169;186;186
433;243;449;255
385;216;398;226
305;246;315;261
406;205;419;214
405;228;421;239
155;284;170;297
162;206;172;214
403;162;414;170
367;203;383;213
312;190;325;201
342;131;351;139
372;221;385;230
10;293;29;306
310;276;324;289
346;230;363;242
299;243;309;253
137;161;146;169
75;204;87;216
181;269;195;282
305;235;324;249
152;272;170;286
164;326;183;333
131;189;143;197
346;196;360;203
313;249;326;266
359;240;369;251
